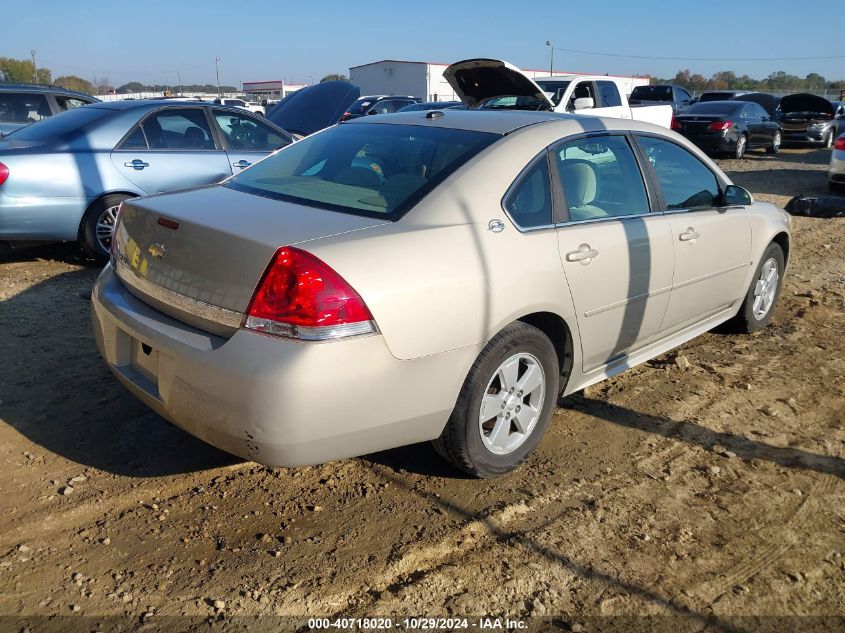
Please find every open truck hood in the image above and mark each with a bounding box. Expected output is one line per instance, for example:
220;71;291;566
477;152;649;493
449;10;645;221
779;93;834;116
444;59;555;110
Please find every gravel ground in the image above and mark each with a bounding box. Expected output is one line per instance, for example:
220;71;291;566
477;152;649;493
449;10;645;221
0;147;843;632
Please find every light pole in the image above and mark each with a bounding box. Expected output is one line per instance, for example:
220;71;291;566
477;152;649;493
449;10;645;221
177;72;183;96
31;50;37;83
545;41;554;76
215;56;221;96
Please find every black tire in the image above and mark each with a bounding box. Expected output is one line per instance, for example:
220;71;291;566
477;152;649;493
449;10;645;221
766;131;781;154
80;194;132;262
432;322;560;478
734;134;748;159
728;242;785;333
830;181;844;193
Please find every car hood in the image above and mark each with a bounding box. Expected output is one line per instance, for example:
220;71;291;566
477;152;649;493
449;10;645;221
443;58;555;109
780;93;834;116
266;80;360;136
732;93;781;117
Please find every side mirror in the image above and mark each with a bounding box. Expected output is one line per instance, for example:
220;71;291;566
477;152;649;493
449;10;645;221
573;97;595;110
723;184;753;206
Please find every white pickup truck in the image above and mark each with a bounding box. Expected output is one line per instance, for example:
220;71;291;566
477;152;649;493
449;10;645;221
444;59;673;128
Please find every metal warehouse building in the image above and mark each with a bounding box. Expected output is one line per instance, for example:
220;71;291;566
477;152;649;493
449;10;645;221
348;60;650;101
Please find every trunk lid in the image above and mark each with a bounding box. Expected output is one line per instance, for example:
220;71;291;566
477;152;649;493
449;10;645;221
443;59;555;110
675;114;723;134
112;184;389;335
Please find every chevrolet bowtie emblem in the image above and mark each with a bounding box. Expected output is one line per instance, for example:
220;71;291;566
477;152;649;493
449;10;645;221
148;243;167;259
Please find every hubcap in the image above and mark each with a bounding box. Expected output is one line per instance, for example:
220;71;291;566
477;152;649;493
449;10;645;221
478;352;546;455
95;205;121;253
752;257;779;320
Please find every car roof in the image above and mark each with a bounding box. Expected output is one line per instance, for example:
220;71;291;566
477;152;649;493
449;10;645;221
86;99;246;113
0;83;98;99
343;109;666;136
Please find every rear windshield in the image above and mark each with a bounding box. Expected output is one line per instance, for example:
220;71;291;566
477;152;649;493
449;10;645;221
6;106;110;140
225;122;498;220
631;86;672;101
684;102;743;115
698;92;735;102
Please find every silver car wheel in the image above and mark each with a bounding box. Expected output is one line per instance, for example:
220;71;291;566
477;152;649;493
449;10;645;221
772;132;781;152
478;352;546;455
95;204;120;253
752;257;779;320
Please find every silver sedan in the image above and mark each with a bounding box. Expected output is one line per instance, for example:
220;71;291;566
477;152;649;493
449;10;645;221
92;110;790;477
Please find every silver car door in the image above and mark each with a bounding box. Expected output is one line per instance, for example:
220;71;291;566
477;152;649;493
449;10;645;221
111;107;231;194
551;134;674;373
210;108;292;174
635;135;752;332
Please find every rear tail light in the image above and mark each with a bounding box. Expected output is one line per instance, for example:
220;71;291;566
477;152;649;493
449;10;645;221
708;120;733;131
0;162;9;186
244;247;377;341
835;136;845;151
670;116;682;131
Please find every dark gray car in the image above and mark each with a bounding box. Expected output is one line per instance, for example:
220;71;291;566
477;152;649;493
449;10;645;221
0;84;99;137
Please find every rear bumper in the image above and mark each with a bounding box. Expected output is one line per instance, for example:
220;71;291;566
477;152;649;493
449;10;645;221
829;151;845;183
91;265;473;467
683;134;735;154
0;191;89;240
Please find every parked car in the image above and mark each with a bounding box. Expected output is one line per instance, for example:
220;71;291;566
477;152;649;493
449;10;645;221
731;93;781;118
673;100;782;158
629;84;693;112
779;94;837;147
443;58;673;128
0;84;99;137
829;133;845;191
831;101;845;139
397;101;463;112
694;90;754;104
339;95;422;121
212;97;265;116
0;100;292;259
266;80;359;138
92;110;790;477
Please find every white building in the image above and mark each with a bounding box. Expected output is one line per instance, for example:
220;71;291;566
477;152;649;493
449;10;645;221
242;80;308;100
349;60;650;101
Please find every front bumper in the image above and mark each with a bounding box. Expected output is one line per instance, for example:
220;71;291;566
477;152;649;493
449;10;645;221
92;265;474;467
782;128;828;144
829;150;845;184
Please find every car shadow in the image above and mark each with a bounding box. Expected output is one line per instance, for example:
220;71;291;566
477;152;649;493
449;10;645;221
0;263;238;477
0;241;92;266
561;393;845;480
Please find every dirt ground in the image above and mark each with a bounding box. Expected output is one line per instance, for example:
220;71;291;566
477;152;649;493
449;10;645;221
0;147;843;632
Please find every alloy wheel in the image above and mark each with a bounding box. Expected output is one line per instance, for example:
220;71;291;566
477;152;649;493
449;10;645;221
478;352;546;455
735;135;747;159
752;257;779;320
95;204;121;254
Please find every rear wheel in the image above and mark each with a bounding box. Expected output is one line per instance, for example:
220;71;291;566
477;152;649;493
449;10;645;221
766;131;781;154
80;194;132;262
734;134;748;159
433;322;559;478
729;242;785;333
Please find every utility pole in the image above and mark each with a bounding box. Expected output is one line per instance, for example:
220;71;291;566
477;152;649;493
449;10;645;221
31;50;37;83
177;72;183;95
545;41;554;76
215;56;221;96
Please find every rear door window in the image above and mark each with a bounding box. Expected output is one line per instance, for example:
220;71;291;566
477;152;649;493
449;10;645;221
212;109;291;152
0;92;51;124
635;135;720;210
140;108;216;150
553;135;649;222
504;158;552;228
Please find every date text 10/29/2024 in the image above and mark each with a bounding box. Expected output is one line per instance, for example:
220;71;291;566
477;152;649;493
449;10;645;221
308;617;528;630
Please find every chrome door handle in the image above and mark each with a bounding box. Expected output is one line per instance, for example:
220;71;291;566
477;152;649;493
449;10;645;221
233;160;252;169
679;227;699;242
488;219;505;233
124;159;149;170
565;243;599;264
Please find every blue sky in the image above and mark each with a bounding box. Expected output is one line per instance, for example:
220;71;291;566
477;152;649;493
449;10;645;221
4;0;842;87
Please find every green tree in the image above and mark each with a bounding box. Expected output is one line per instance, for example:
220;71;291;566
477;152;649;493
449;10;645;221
320;73;347;82
54;75;95;94
0;57;50;84
117;82;146;93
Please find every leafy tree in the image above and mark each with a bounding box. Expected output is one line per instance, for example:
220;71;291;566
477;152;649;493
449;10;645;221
54;75;95;94
320;73;347;82
117;81;146;93
0;57;51;84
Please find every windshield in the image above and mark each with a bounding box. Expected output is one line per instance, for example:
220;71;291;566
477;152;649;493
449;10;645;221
347;98;375;114
683;102;743;115
480;96;550;111
631;86;672;101
534;80;571;106
5;106;110;140
225;123;498;220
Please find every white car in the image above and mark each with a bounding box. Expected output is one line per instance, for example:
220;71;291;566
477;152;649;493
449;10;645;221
445;59;673;129
830;133;845;191
213;98;265;116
